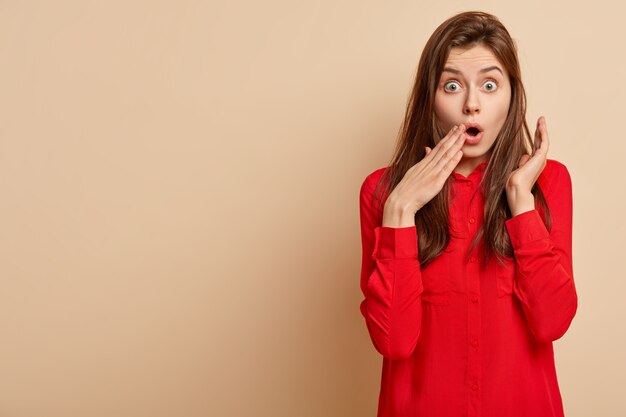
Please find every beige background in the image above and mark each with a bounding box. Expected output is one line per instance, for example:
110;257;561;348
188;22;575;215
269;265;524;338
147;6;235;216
0;1;622;416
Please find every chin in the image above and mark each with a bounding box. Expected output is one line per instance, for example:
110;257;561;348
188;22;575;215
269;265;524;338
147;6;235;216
461;148;491;160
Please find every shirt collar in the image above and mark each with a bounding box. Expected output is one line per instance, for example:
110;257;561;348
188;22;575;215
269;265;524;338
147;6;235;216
451;160;488;181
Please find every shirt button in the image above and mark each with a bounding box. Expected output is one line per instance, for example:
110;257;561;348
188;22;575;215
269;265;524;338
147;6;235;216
470;256;476;263
471;295;478;303
472;339;479;347
469;218;476;224
471;384;478;391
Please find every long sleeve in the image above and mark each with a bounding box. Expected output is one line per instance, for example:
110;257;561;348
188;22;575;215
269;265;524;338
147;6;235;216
362;160;574;417
359;172;424;360
505;162;578;343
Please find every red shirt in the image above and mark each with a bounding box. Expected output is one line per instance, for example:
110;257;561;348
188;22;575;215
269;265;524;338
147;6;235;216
358;159;578;417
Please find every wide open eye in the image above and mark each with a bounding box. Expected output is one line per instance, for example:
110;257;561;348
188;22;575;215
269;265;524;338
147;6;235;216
443;81;461;92
483;80;498;92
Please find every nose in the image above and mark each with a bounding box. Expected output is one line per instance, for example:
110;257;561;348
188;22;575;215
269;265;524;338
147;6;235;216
463;89;480;115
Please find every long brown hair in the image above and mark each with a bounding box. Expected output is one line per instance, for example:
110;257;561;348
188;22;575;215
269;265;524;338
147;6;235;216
373;11;551;269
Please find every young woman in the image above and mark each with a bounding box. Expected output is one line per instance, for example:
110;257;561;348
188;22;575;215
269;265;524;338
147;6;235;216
358;11;578;417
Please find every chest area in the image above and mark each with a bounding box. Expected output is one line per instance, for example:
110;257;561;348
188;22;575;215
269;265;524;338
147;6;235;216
419;181;516;300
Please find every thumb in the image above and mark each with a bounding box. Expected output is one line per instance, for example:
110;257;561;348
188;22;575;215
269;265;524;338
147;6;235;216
518;154;531;168
425;146;431;155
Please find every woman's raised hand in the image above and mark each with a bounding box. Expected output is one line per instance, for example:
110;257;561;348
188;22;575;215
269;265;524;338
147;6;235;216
505;116;549;217
506;116;549;193
382;125;467;228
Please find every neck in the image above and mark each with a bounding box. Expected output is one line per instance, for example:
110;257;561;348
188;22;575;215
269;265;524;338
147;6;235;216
454;153;490;177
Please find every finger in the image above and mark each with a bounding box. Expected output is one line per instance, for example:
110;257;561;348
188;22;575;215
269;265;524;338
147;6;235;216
421;125;459;171
432;125;466;170
541;117;550;153
534;117;549;157
435;125;460;149
431;125;465;165
441;148;464;176
422;126;457;168
519;154;530;168
533;117;542;153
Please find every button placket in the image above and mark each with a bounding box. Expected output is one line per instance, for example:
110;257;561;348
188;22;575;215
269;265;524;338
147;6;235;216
465;178;482;417
452;167;487;417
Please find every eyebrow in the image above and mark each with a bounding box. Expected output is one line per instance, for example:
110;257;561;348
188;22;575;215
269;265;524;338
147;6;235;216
442;65;504;75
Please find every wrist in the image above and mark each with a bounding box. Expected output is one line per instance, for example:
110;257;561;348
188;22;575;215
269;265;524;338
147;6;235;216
506;187;535;217
382;199;416;228
510;204;535;217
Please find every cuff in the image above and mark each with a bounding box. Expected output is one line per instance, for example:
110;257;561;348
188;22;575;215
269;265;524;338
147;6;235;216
505;209;550;248
372;226;418;259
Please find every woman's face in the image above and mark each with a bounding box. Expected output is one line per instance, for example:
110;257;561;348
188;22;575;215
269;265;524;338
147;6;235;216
434;44;511;174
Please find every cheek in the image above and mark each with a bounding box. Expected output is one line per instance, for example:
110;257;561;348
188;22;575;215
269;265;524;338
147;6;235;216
486;95;511;125
433;96;455;122
497;89;512;119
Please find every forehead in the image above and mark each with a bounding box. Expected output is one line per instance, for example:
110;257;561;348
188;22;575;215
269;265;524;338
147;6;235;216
444;44;504;71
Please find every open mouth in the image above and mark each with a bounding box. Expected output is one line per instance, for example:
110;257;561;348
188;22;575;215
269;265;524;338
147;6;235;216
466;127;481;137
